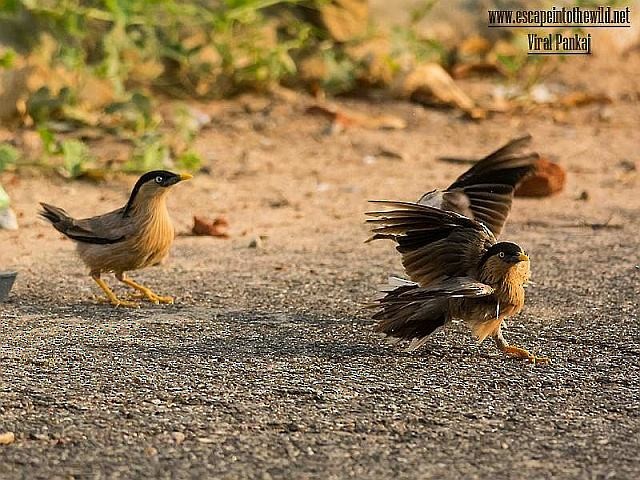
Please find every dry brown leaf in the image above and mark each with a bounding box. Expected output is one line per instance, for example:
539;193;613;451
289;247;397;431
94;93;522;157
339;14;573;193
306;103;406;130
560;91;612;108
459;35;492;57
192;215;230;238
319;0;369;42
396;63;484;119
452;62;504;79
515;158;566;197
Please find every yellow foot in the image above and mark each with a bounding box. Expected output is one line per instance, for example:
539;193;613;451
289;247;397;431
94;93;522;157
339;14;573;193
135;288;174;305
501;345;549;365
117;275;174;305
125;290;174;304
95;295;140;308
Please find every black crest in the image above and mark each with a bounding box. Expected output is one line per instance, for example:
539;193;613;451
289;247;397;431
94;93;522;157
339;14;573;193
123;170;181;216
480;241;524;266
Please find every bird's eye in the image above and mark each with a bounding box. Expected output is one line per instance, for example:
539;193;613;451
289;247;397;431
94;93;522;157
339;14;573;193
498;252;505;258
155;176;163;184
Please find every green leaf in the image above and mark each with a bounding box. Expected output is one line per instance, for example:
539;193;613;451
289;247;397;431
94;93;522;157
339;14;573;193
0;143;20;173
0;49;16;69
125;137;168;172
38;128;60;155
176;150;202;171
61;139;92;178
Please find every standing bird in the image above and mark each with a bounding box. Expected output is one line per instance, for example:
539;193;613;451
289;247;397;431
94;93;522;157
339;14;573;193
367;135;548;363
40;170;192;307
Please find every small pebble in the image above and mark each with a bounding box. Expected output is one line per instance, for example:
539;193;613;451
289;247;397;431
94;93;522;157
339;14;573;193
0;432;15;445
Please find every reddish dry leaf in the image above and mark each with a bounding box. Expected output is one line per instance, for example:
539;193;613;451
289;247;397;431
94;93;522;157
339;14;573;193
192;215;230;238
516;158;566;197
560;91;612;108
306;103;406;130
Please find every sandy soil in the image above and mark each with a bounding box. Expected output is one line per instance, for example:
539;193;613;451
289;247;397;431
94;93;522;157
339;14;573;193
1;53;639;478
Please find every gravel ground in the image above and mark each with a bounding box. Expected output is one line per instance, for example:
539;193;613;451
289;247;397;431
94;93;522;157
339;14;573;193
1;54;640;479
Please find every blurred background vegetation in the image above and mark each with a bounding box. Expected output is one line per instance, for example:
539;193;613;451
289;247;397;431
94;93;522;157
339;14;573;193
0;0;577;183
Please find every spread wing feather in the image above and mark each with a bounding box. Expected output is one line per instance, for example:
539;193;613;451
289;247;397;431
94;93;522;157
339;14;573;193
366;201;495;286
418;135;538;237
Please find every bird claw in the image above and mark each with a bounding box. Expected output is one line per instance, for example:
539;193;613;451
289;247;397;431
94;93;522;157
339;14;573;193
95;295;140;309
153;295;174;304
501;345;549;365
122;286;173;304
125;292;146;300
135;289;174;305
113;299;141;308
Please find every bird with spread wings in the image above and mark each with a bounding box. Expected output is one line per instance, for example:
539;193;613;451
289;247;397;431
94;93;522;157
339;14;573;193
367;135;549;363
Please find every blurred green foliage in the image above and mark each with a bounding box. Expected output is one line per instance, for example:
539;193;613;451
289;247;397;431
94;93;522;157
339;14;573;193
0;0;318;178
0;143;20;172
0;0;556;182
61;139;94;178
1;0;310;97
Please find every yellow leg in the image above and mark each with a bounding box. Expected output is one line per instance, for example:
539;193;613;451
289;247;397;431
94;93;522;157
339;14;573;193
91;274;139;308
494;330;549;365
116;273;174;305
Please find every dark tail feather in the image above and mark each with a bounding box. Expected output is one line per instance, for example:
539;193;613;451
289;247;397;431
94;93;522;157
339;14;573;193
372;279;448;350
39;202;74;235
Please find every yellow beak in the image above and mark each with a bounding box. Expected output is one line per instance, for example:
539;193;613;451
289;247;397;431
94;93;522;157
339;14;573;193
518;252;529;262
179;173;193;181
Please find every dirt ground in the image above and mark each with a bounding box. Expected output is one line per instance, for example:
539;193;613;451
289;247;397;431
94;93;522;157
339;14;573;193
1;52;640;479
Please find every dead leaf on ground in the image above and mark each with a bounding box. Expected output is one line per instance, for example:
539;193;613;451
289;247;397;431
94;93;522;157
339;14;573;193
395;63;485;119
191;215;230;238
0;432;15;445
451;36;508;80
560;91;612;108
306;103;406;131
452;62;504;79
318;0;369;42
515;158;566;197
458;35;492;57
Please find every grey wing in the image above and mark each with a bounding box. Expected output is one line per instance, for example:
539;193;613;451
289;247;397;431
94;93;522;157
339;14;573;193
377;276;494;303
74;207;136;244
40;203;129;244
366;200;495;286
